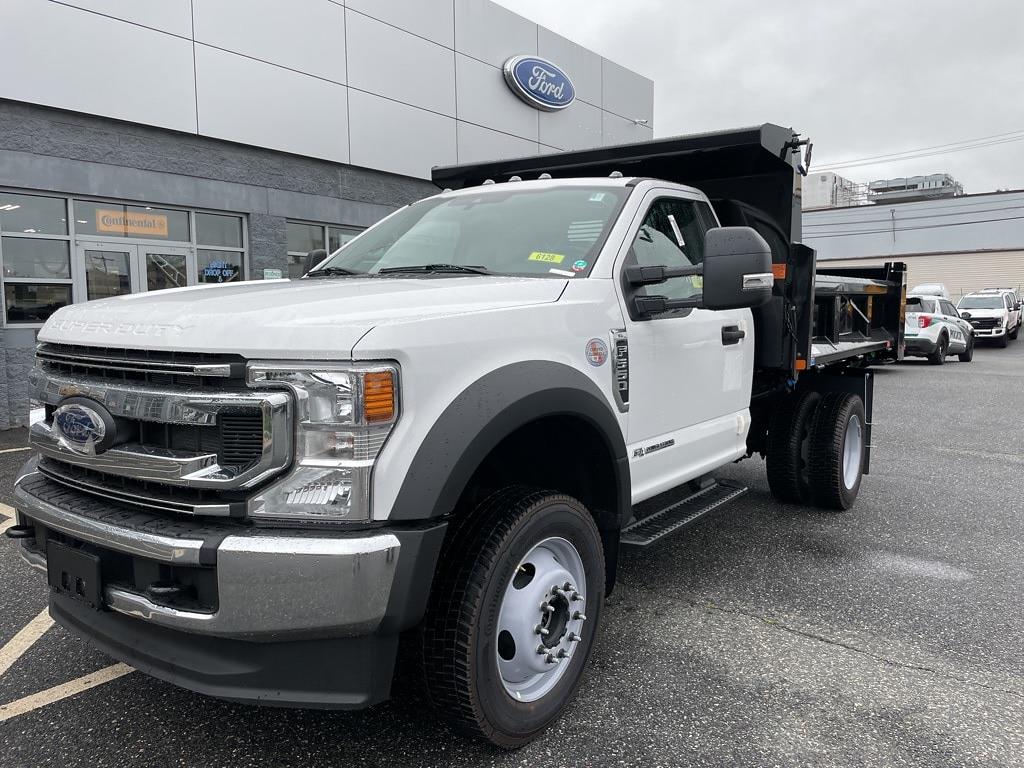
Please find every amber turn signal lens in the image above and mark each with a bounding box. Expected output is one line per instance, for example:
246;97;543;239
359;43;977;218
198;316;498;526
362;370;396;423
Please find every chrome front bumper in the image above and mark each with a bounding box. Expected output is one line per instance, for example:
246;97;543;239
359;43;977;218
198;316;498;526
14;473;401;641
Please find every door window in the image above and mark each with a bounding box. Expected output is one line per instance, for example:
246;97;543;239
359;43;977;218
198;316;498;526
145;252;189;291
84;249;133;300
626;198;718;302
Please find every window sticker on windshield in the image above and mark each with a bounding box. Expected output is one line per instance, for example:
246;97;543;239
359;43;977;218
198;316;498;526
549;268;575;277
528;251;565;264
572;259;588;272
589;193;607;202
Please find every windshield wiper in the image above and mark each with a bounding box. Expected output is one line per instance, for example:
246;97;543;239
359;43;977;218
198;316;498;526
377;263;493;276
305;266;362;277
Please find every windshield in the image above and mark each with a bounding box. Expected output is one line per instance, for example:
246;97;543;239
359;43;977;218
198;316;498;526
958;296;1005;309
313;185;629;278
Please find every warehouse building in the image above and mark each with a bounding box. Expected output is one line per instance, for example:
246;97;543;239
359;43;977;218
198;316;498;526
804;189;1024;298
0;0;653;428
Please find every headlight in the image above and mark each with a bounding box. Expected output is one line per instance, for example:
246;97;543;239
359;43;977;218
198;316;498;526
245;363;399;522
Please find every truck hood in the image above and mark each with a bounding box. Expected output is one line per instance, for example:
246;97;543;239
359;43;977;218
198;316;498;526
958;308;1005;319
39;276;567;358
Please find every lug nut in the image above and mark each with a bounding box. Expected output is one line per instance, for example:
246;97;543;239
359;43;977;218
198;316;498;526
536;644;547;655
573;611;586;621
545;653;559;665
562;581;574;591
557;648;569;658
567;632;581;643
534;624;550;636
570;592;582;602
540;603;554;614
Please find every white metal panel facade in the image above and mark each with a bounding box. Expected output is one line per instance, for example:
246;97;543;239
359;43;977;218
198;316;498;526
0;0;653;179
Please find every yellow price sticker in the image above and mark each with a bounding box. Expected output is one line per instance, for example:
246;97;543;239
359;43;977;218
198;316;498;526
527;251;565;264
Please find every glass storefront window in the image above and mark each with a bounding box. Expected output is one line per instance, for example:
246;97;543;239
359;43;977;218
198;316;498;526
328;226;361;252
1;237;70;279
0;192;68;236
4;283;71;323
286;222;325;254
74;200;190;241
196;213;243;248
146;252;188;291
84;250;133;300
198;249;243;283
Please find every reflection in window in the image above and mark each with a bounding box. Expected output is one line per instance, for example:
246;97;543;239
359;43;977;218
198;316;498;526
4;283;71;323
85;250;132;300
0;193;67;235
1;237;70;279
198;249;243;283
73;200;190;241
286;222;325;254
196;213;243;248
146;253;188;291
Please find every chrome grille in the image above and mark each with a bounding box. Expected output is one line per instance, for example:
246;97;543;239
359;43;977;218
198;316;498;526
36;343;246;387
30;366;291;495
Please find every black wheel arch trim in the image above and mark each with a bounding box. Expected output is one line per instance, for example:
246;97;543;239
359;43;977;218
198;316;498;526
387;361;630;528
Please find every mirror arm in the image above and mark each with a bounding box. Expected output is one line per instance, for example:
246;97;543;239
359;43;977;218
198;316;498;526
625;264;702;286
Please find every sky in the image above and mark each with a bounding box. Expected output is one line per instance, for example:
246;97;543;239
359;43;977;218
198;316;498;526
495;0;1024;194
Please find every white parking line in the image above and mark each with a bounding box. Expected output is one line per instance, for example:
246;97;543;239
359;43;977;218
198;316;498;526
0;501;13;518
0;608;54;679
0;663;134;723
0;447;30;454
0;502;17;534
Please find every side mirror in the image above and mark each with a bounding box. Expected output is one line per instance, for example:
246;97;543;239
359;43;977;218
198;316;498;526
701;227;774;310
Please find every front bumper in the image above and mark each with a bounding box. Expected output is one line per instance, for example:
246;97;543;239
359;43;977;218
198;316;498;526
12;467;446;707
969;326;1006;338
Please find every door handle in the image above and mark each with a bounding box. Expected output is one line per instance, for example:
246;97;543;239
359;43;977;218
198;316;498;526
721;325;745;345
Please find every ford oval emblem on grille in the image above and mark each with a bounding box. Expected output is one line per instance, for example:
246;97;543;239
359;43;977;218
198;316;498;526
53;400;110;455
502;55;575;112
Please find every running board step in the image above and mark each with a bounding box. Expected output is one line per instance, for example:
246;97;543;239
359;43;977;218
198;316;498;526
620;479;747;548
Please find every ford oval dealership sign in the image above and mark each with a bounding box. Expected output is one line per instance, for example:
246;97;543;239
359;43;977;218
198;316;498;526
502;56;575;111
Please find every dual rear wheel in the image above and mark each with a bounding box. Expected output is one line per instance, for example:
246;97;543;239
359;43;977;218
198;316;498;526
766;391;865;510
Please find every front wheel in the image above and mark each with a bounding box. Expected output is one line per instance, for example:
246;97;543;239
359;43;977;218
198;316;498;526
421;488;604;748
997;332;1009;348
1009;324;1020;341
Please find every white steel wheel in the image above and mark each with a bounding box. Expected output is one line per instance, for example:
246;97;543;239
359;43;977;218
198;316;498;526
496;537;588;702
842;413;863;491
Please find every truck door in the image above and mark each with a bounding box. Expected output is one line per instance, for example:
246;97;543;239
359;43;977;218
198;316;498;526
618;191;753;502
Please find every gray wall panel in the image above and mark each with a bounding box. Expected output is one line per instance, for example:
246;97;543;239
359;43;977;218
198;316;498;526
192;0;347;84
457;122;538;164
349;90;457;178
537;28;602;107
456;54;539;141
454;0;536;67
602;111;654;146
347;13;456;116
539;100;603;151
195;45;350;163
57;0;194;37
601;58;654;122
0;0;197;134
346;0;455;48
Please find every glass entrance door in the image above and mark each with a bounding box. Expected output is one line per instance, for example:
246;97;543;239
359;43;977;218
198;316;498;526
139;245;194;291
74;243;197;302
77;243;139;300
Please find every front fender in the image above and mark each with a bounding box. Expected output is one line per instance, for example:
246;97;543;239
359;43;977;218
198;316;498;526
387;361;629;526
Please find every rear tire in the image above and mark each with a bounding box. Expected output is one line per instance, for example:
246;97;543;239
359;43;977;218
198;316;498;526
421;487;604;748
927;334;948;365
958;335;974;362
807;393;865;511
766;391;821;504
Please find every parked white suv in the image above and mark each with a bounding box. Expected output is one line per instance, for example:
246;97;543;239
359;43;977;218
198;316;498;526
957;289;1021;348
904;294;974;363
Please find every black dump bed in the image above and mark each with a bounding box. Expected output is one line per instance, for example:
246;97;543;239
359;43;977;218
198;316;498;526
432;124;905;388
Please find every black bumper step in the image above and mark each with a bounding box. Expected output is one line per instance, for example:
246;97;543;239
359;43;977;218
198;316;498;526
620;479;747;548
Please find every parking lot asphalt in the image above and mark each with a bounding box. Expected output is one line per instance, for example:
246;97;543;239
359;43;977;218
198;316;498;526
1;343;1022;768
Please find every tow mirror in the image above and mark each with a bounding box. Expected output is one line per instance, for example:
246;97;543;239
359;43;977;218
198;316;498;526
701;227;774;310
626;226;774;318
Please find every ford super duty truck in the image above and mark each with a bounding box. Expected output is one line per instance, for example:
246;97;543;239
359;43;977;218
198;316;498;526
8;125;905;748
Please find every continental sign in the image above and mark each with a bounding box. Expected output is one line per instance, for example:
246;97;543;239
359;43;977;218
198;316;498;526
95;208;169;237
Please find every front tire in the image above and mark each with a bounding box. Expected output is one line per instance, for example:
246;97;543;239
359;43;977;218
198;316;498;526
997;332;1009;348
807;393;865;511
1009;324;1020;341
421;488;604;748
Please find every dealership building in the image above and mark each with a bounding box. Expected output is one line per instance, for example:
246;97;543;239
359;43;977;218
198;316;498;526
0;0;653;428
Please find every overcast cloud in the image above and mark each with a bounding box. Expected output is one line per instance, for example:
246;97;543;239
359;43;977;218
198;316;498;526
496;0;1024;193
